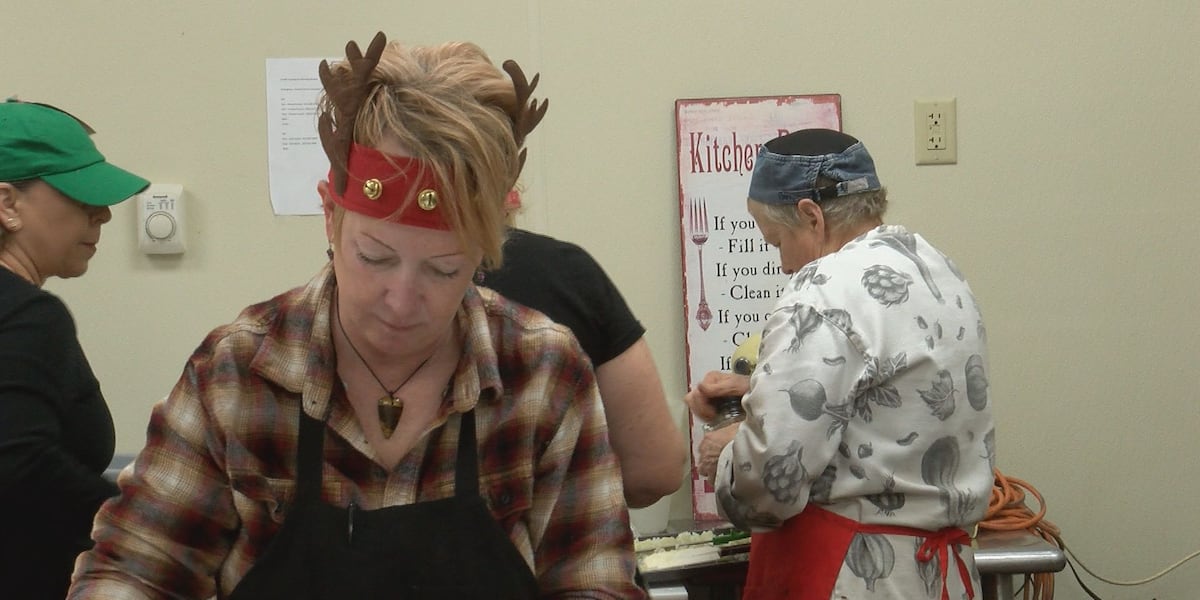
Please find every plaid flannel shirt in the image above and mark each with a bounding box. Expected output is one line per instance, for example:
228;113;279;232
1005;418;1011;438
69;265;643;599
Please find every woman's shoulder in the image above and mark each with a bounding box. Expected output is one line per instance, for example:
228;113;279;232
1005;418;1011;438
500;228;605;279
476;286;576;342
471;287;591;375
0;277;77;340
188;280;320;364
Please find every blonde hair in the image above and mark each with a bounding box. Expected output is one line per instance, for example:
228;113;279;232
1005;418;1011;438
320;41;528;269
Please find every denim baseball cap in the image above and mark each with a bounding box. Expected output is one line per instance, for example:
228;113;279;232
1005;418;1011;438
0;99;149;206
748;128;881;205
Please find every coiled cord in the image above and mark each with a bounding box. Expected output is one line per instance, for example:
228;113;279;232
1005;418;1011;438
979;470;1059;599
980;469;1200;600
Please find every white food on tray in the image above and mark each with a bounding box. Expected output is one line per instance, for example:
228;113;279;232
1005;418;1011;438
633;529;715;553
639;544;721;572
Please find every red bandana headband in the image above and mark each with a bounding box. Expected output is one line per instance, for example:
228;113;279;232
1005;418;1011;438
328;142;450;230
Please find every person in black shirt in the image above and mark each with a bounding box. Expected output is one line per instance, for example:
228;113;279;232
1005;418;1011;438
480;191;687;508
0;99;149;599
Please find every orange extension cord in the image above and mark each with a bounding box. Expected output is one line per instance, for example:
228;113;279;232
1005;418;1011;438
979;469;1061;600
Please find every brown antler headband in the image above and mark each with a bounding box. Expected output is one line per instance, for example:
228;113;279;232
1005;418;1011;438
317;31;388;196
502;60;549;176
318;33;548;190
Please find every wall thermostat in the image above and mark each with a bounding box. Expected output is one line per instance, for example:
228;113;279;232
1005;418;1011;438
136;184;186;255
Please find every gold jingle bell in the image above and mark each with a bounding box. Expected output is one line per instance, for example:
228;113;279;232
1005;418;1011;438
362;178;383;200
417;189;438;211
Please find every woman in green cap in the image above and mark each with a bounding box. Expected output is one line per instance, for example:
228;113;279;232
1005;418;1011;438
0;99;149;599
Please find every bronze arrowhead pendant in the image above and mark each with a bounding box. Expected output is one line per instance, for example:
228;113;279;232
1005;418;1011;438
377;396;404;438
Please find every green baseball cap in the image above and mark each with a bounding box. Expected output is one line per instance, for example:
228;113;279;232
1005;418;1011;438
0;99;149;206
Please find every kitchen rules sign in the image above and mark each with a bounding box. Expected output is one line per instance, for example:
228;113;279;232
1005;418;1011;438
676;95;842;521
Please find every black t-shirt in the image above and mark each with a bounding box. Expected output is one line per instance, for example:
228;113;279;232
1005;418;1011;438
479;228;645;365
0;267;120;599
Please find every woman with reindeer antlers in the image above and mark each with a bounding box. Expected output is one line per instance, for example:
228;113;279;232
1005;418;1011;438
69;32;644;599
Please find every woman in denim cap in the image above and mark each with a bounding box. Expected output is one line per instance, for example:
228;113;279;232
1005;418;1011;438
686;128;995;599
0;99;149;599
69;32;643;599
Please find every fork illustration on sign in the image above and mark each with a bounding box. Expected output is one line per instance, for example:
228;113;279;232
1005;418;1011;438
690;197;712;330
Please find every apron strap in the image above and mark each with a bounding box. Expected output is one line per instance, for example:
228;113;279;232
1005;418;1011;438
916;527;975;600
454;410;479;496
296;408;327;503
748;505;977;600
850;513;977;600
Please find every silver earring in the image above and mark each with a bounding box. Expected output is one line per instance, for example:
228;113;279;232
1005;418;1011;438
326;247;334;260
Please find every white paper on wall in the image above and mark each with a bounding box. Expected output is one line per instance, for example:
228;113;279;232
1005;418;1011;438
265;57;336;216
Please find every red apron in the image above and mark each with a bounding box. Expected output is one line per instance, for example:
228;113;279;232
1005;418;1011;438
743;504;974;600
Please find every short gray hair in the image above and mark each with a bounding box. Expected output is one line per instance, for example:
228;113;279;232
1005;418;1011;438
754;186;888;234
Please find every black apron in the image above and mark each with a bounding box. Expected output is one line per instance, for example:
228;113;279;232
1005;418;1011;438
227;409;538;599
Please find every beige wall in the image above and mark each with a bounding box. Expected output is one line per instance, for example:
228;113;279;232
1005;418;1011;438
4;3;1198;597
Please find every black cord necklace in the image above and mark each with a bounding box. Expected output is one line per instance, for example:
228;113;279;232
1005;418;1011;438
334;292;436;439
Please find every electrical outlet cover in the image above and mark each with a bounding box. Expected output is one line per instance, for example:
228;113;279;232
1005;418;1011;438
914;98;957;165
